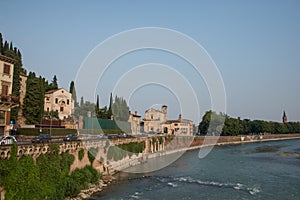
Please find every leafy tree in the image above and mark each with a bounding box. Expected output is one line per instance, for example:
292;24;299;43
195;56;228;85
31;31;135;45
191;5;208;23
44;110;59;119
198;111;225;135
199;110;300;136
222;117;242;136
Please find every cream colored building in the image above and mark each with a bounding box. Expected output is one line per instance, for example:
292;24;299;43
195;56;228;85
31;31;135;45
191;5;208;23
162;114;194;136
128;111;141;134
143;105;167;133
44;88;74;120
0;55;18;136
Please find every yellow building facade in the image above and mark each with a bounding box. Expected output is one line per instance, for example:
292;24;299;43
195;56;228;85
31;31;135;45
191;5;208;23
44;88;74;120
0;55;18;136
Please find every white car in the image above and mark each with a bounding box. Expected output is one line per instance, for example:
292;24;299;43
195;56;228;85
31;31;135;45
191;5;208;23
0;136;17;145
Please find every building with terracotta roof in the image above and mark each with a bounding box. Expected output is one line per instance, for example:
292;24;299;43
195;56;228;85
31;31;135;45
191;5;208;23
143;105;167;133
44;88;74;120
162;114;193;136
128;111;141;134
143;105;193;135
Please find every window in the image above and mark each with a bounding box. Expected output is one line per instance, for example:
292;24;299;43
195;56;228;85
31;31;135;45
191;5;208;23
60;107;64;112
1;84;9;96
47;107;49;112
55;98;58;104
0;111;5;124
151;114;153;119
46;97;50;101
3;64;10;75
67;99;69;105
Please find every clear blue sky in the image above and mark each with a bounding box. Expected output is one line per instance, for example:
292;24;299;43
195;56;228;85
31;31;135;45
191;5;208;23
0;0;299;123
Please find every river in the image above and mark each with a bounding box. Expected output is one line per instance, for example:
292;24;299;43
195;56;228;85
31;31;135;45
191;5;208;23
92;139;300;200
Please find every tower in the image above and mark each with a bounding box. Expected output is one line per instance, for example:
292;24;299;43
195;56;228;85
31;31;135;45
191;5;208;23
161;105;167;122
282;111;287;124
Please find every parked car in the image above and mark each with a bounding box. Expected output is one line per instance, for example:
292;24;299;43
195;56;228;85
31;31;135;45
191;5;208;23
31;134;51;143
63;134;79;141
0;136;17;145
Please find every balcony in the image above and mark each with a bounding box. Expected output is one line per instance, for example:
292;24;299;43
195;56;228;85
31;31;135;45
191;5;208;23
0;95;19;110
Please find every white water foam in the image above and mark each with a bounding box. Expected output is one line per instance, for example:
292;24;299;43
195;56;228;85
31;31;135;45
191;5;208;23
167;182;178;187
172;176;261;195
248;187;261;195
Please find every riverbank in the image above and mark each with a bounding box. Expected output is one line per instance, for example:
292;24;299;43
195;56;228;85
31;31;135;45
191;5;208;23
93;138;300;200
72;134;300;199
65;175;116;200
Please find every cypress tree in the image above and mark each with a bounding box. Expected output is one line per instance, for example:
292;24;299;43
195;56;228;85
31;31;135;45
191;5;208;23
52;75;58;89
23;72;44;124
69;81;77;104
107;93;113;119
9;42;13;51
0;33;3;54
95;95;100;114
80;97;84;107
3;41;8;52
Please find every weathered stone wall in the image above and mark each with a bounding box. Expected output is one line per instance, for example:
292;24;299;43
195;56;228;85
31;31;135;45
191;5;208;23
0;137;165;175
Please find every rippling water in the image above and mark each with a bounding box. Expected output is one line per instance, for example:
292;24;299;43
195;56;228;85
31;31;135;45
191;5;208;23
93;139;300;200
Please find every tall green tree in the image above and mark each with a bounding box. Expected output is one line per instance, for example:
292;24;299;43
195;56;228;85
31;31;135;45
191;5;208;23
198;111;225;135
52;75;58;89
107;93;113;119
95;95;100;114
0;33;3;53
3;41;8;52
80;96;84;107
112;95;130;121
69;81;77;105
22;72;45;124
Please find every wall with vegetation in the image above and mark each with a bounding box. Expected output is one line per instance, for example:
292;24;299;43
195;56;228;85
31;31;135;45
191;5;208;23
0;144;101;199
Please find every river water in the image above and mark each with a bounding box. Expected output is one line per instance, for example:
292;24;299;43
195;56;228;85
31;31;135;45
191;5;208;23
93;139;300;200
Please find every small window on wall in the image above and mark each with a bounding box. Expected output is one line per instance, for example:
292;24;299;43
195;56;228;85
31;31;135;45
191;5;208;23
67;99;69;105
0;111;5;125
1;84;9;96
55;98;58;104
3;64;10;75
60;107;64;112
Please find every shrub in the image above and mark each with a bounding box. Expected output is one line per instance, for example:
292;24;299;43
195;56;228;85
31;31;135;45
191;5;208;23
78;149;84;161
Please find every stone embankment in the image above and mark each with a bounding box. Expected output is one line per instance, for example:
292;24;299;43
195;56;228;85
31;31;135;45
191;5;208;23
66;175;116;200
72;134;300;199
